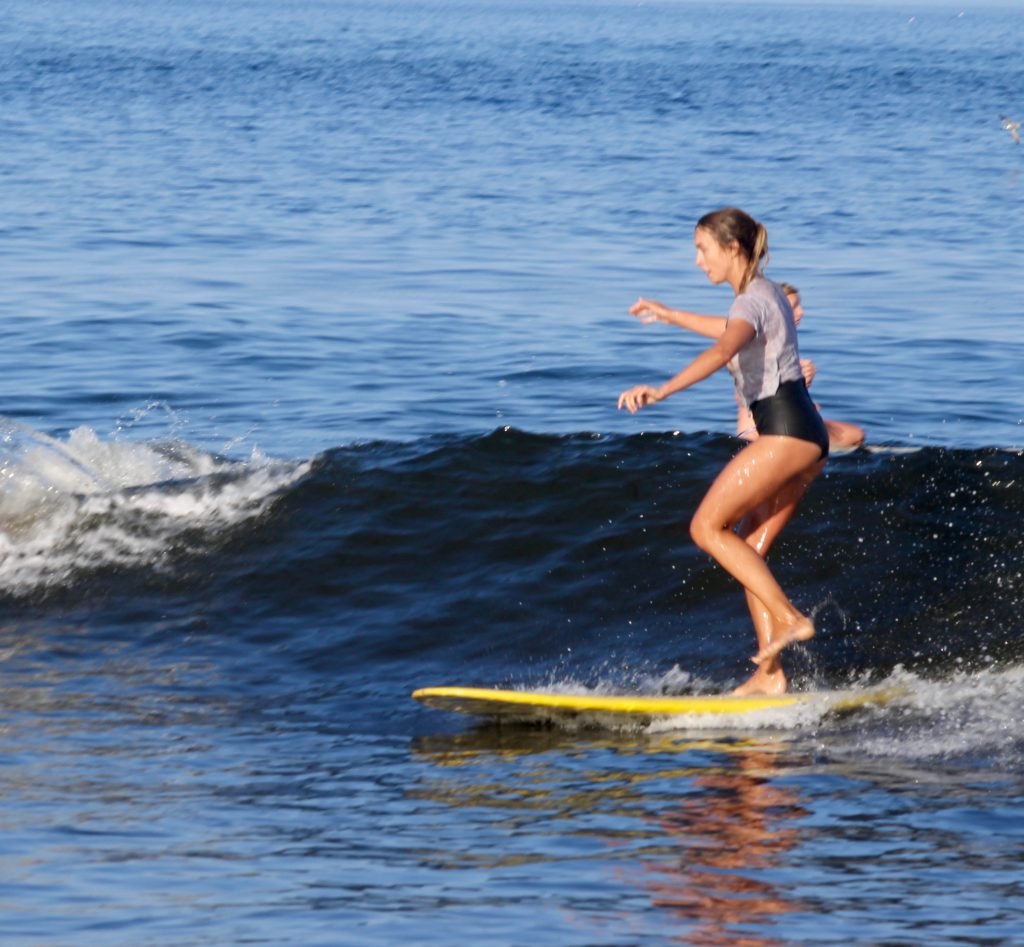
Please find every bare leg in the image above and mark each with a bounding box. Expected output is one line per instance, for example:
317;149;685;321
731;498;783;695
732;589;787;695
690;437;824;670
825;418;865;451
730;463;824;695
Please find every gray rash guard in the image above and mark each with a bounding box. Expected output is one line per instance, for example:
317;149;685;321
726;276;803;408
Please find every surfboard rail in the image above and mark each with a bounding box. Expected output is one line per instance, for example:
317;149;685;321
412;685;903;722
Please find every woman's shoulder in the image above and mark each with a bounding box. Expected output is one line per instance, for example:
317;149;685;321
731;277;783;321
749;276;788;303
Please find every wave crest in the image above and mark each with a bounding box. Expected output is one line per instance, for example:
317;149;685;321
0;417;309;595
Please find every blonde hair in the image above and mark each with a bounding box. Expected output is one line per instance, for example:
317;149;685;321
696;208;769;293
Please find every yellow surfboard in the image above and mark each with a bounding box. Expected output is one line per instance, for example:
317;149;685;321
412;685;900;725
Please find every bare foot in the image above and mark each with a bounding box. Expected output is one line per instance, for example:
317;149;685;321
751;615;814;665
732;664;787;696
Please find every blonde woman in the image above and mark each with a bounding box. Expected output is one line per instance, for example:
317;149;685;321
618;208;827;695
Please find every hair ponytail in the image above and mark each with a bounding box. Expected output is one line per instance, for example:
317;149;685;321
696;208;769;293
744;222;769;293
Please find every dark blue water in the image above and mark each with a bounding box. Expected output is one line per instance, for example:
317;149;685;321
1;1;1023;944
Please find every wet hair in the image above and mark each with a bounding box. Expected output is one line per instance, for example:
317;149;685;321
695;208;769;293
779;282;799;297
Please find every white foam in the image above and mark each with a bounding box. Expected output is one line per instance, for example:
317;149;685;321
530;663;722;699
0;418;310;594
644;702;822;734
636;664;1024;770
513;663;1024;749
839;664;1024;765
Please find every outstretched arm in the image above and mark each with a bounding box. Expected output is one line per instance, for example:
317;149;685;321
629;297;727;339
618;319;755;413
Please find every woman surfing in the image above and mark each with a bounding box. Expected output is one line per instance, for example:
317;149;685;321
618;208;828;696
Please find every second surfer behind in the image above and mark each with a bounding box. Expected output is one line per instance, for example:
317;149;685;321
618;207;827;696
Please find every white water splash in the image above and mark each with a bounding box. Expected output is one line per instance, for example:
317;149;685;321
832;664;1024;767
0;417;310;594
504;662;1024;756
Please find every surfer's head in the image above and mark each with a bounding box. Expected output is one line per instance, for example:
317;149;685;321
694;208;768;294
779;282;804;326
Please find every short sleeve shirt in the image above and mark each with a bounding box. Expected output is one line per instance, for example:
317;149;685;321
726;277;803;407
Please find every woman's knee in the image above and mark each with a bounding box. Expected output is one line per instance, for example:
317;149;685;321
689;511;718;552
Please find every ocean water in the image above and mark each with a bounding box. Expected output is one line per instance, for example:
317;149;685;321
1;0;1023;944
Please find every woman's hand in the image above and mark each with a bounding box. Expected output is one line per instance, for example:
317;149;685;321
800;357;816;388
617;384;662;413
629;297;672;325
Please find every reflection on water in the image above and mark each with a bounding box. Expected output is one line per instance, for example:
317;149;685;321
412;727;810;944
645;747;809;946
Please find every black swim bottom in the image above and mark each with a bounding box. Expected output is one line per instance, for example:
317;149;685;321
750;379;830;459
